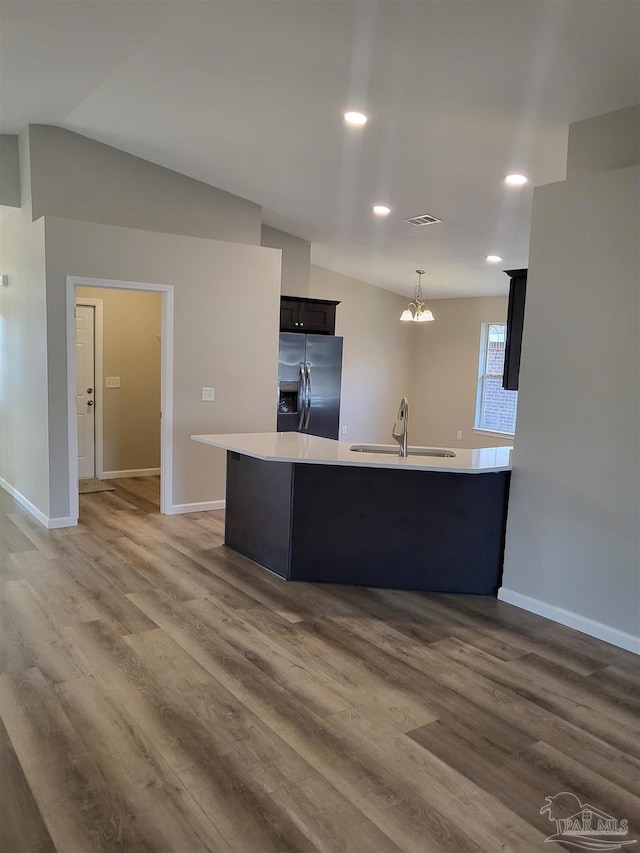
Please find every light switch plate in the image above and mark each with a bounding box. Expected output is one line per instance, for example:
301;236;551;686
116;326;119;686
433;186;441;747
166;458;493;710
201;387;215;402
105;376;121;388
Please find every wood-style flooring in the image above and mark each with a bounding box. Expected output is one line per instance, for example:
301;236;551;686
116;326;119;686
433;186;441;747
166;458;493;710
1;477;638;853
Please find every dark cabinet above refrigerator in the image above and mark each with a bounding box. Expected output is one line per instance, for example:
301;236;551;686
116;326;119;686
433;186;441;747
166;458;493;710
280;296;341;335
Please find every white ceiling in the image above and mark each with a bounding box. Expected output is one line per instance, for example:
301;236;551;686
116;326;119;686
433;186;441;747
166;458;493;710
1;1;638;298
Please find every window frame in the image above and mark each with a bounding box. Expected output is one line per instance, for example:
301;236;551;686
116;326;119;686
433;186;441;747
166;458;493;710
474;322;517;437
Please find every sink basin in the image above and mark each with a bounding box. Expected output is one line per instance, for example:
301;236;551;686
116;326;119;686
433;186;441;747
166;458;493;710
349;444;456;458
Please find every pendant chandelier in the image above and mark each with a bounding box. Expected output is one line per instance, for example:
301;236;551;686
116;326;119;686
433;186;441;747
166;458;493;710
400;269;434;323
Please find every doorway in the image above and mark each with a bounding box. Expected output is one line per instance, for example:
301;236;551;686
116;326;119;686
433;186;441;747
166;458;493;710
76;287;163;484
66;276;174;523
75;299;104;480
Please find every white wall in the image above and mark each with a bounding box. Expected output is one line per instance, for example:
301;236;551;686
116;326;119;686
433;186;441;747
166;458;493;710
309;265;412;444
28;125;262;245
567;104;640;181
501;156;639;649
45;217;281;518
0;126;50;519
0;134;20;207
261;225;310;297
0;208;48;515
409;295;512;449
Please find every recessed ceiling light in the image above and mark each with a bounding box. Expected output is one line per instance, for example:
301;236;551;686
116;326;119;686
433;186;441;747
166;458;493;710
486;255;503;263
373;205;391;216
505;174;528;186
344;111;368;126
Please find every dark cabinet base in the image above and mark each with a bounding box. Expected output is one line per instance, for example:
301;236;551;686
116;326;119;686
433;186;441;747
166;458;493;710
225;452;510;595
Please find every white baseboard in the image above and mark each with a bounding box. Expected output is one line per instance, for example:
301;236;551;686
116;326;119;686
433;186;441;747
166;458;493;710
498;587;640;655
0;476;78;530
165;499;225;515
47;515;78;529
101;468;161;479
0;476;49;526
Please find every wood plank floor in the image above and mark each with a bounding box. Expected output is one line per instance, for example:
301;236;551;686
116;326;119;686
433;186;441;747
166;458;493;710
1;477;638;853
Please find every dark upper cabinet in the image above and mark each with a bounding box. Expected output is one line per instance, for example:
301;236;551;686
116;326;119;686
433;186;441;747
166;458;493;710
280;296;340;335
502;268;528;391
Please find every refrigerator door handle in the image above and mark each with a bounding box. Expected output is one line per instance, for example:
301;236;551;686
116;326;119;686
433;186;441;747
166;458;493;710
304;362;312;429
297;362;307;431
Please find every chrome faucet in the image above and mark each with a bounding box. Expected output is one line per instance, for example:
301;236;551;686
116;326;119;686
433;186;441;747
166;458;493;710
392;397;409;457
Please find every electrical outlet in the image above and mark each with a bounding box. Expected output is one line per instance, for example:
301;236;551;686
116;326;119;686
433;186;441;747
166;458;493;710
105;376;121;388
201;387;215;402
456;430;462;440
342;425;348;435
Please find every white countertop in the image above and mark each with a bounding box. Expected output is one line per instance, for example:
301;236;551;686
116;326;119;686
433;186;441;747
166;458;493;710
192;432;512;474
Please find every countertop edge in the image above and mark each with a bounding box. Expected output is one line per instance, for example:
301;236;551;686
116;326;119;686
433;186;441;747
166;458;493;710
192;434;512;474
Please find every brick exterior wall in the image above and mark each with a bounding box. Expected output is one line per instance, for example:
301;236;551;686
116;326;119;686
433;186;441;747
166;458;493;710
479;331;518;433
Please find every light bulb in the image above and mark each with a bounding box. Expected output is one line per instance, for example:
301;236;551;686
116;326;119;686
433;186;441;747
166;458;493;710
344;111;368;126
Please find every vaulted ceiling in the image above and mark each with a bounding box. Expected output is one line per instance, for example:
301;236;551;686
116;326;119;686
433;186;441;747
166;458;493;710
1;1;638;297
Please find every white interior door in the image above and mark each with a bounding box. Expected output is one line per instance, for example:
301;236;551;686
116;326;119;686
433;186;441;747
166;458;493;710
76;304;96;479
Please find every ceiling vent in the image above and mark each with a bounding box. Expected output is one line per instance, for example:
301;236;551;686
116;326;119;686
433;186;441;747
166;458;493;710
404;213;442;227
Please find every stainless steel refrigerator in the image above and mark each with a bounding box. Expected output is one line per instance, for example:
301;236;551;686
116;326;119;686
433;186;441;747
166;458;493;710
277;333;343;439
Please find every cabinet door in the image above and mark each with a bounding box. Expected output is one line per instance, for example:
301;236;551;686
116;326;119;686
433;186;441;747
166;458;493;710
503;269;527;391
297;301;336;334
280;298;300;331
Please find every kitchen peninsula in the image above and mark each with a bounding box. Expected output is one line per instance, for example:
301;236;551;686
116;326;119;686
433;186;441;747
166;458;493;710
192;433;512;595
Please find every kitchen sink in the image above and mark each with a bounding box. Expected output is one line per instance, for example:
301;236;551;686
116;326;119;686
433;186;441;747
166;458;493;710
349;444;456;458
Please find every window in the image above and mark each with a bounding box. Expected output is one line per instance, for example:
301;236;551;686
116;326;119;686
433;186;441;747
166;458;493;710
475;323;518;435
